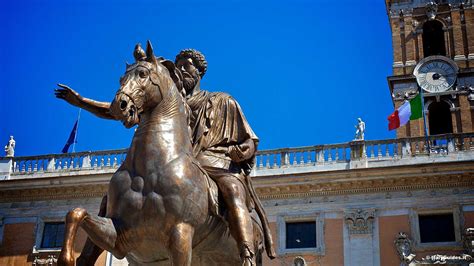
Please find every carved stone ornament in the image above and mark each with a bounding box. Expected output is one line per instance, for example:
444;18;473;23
33;255;58;266
395;232;417;265
344;209;375;234
293;256;307;266
464;228;474;256
426;2;438;20
395;229;474;265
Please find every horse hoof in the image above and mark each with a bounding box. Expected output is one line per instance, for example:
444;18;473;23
57;251;75;266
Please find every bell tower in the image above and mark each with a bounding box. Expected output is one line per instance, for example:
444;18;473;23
386;0;474;138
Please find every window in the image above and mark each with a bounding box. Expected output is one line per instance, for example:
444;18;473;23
423;20;446;57
277;214;324;255
419;213;455;243
428;101;453;135
41;222;65;249
286;221;316;249
410;208;461;249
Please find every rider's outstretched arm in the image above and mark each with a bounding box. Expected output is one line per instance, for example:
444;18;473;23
55;84;115;120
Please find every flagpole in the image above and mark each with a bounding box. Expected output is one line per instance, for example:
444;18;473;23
72;108;81;153
419;88;431;152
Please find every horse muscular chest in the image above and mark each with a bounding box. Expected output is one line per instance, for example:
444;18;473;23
107;124;203;225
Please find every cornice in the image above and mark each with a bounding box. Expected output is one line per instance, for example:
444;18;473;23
256;172;474;200
0;161;473;203
0;184;108;203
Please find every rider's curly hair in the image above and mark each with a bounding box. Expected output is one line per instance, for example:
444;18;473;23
175;49;208;78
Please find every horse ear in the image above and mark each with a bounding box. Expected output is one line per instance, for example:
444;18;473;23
134;43;146;62
146;40;157;65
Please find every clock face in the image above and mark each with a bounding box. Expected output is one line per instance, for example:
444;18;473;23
414;56;458;93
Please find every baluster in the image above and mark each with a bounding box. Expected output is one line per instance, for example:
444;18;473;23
327;148;333;162
64;160;69;169
26;161;31;172
342;147;347;161
107;156;111;167
333;147;339;162
272;154;278;168
319;149;325;163
376;144;381;158
70;158;74;169
415;141;420;154
369;145;374;158
308;150;313;164
113;157;118;167
281;151;288;167
265;155;270;169
258;155;263;168
33;161;38;172
58;160;63;169
100;157;105;167
424;140;430;154
299;152;304;165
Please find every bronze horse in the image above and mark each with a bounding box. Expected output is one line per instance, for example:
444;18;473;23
57;42;264;265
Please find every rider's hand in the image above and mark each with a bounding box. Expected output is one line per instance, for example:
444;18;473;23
55;84;83;107
228;139;255;162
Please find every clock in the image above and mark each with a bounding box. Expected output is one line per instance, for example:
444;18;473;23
413;55;458;93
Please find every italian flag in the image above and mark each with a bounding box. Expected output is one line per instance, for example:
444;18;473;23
388;94;423;130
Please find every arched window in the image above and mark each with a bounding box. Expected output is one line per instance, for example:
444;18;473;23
423;20;446;57
428;101;453;135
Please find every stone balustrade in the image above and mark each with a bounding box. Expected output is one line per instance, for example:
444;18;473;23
6;149;126;175
1;133;473;179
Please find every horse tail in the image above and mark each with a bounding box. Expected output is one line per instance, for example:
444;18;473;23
245;175;276;259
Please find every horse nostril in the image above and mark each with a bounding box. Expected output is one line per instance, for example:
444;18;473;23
129;109;135;117
120;100;127;110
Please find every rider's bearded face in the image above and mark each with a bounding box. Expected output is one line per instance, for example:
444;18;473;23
176;57;200;95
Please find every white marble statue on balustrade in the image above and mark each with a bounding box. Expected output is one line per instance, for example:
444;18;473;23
354;118;365;140
4;136;15;157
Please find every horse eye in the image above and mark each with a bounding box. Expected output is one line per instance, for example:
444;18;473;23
139;70;148;78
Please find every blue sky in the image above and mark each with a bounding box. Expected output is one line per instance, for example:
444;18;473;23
0;0;395;156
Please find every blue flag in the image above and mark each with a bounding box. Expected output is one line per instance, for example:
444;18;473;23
62;120;78;153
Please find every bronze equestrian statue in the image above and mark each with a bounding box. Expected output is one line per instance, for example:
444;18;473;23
55;41;275;265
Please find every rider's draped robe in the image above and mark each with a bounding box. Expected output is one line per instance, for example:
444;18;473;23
185;84;276;258
187;88;258;178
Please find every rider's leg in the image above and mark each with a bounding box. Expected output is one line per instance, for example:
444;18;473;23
216;175;255;266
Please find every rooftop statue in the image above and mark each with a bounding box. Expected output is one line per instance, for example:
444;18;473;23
354;117;365;140
55;41;274;266
4;136;15;157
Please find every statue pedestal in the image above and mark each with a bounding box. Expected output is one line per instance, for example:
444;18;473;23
350;140;367;169
0;158;13;180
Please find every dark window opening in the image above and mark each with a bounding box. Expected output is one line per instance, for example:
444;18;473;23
428;101;453;135
286;221;316;249
423;20;446;57
41;222;65;248
419;213;455;243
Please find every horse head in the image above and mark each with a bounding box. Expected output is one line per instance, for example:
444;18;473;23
110;41;175;128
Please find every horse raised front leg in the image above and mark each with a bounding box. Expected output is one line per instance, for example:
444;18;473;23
77;195;107;266
57;207;121;266
169;223;194;266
